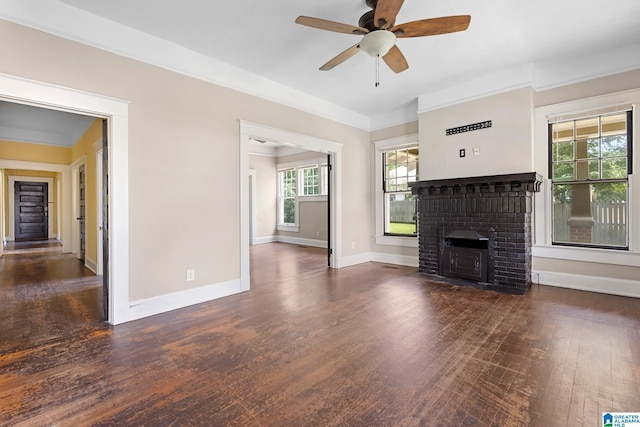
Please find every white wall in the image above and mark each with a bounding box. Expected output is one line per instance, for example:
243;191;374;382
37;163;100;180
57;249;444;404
248;154;276;241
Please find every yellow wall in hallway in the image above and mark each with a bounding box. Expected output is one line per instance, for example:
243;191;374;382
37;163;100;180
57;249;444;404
71;118;102;267
0;139;70;164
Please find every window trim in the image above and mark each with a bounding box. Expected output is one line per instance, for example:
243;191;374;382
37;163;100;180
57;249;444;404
374;134;419;247
277;168;298;231
533;89;640;265
548;110;631;250
299;164;320;196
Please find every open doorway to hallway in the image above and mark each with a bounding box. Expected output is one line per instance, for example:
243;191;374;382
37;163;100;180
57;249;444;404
0;100;109;346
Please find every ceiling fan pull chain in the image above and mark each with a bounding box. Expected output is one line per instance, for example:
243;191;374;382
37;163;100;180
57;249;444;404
375;54;380;87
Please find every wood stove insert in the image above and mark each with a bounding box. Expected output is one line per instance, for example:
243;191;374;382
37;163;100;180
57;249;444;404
441;230;489;283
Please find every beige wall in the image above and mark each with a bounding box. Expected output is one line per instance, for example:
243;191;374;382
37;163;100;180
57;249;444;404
277;200;329;242
370;121;419;142
277;150;326;164
535;69;640;107
249;154;277;239
419;87;534;180
0;20;371;301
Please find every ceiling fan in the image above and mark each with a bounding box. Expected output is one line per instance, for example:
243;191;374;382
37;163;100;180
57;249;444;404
295;0;470;74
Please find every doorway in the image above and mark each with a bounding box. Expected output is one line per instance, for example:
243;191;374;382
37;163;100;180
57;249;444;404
0;73;129;325
78;165;86;262
14;180;49;241
239;121;343;292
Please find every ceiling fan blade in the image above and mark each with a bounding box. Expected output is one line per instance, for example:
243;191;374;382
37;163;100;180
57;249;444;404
319;43;361;71
295;16;369;35
383;45;408;73
374;0;405;29
391;15;471;38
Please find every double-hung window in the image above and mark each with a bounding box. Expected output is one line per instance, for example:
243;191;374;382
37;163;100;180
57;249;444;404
279;168;297;226
550;110;632;249
382;146;418;236
277;158;329;232
374;135;419;246
300;166;319;196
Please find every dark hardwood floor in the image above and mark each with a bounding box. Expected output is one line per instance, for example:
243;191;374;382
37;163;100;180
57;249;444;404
1;242;639;426
0;241;102;355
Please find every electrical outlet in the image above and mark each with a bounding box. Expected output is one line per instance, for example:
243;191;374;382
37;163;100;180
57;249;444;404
351;241;355;250
316;230;320;237
473;146;480;155
459;148;466;157
186;269;195;281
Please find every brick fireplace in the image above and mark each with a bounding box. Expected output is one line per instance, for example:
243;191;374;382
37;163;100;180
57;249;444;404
409;173;542;295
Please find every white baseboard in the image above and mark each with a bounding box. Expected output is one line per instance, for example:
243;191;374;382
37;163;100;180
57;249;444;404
84;256;97;274
276;235;328;248
336;252;373;268
371;252;419;267
532;270;640;298
124;279;244;324
253;235;277;245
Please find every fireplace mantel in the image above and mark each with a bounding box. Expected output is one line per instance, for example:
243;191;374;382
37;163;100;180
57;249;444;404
409;172;543;194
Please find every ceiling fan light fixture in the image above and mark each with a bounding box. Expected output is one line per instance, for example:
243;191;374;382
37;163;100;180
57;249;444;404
359;30;396;57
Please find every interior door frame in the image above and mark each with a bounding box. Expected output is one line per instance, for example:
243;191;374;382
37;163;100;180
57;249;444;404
95;141;104;276
239;121;343;291
70;156;86;259
248;169;257;245
0;73;129;325
8;176;55;241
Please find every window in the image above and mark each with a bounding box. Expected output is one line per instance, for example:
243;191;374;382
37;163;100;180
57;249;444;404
279;169;296;225
549;111;632;249
300;166;319;196
383;146;419;236
277;158;329;232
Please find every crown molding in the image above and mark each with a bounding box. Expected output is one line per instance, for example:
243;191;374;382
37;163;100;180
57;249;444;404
417;41;640;114
533;41;640;91
370;100;419;131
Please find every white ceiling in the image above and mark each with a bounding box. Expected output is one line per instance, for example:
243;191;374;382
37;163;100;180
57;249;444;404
1;0;640;134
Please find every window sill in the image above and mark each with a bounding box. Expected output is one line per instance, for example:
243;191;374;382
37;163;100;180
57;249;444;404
532;245;640;267
277;224;299;233
375;234;418;248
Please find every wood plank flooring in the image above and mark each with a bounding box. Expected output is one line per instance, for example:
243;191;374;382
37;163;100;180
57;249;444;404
1;242;639;426
0;241;102;355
